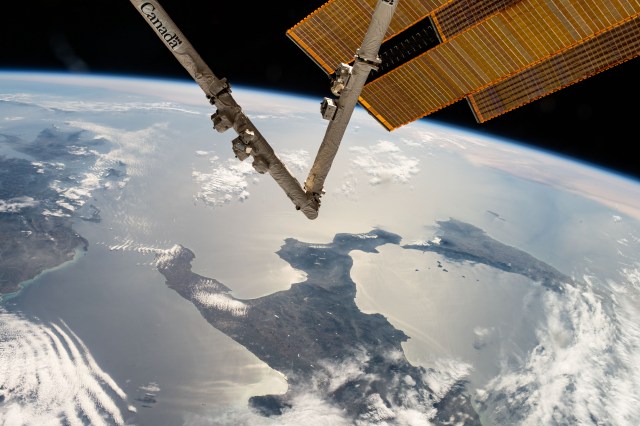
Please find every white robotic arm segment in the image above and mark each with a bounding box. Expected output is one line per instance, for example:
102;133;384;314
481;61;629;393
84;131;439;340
358;0;397;62
304;0;398;197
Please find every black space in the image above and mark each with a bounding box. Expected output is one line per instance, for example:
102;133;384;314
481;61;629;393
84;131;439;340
4;0;639;179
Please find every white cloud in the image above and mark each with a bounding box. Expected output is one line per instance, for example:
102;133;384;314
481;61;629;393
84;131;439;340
350;140;401;155
0;196;38;213
313;348;371;393
153;244;184;269
400;137;422;148
139;382;161;393
192;292;249;317
42;208;69;217
472;326;497;350
349;141;419;186
182;345;476;425
0;312;128;425
55;200;76;212
621;264;640;291
192;278;227;293
246;113;307;121
107;240;187;271
186;392;351;426
332;171;358;199
193;158;257;206
390;409;434;426
280;149;310;172
423;359;473;400
478;274;640;425
356;393;396;424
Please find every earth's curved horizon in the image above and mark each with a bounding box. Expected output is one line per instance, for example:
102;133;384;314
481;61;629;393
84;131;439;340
1;71;639;425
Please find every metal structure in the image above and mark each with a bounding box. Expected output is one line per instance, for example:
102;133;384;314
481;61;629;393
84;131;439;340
130;0;398;219
288;0;640;130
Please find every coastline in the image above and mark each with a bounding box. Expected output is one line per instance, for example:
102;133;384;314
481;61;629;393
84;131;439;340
0;245;87;304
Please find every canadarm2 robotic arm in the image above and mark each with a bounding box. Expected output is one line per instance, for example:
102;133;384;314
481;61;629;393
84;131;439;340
129;0;398;219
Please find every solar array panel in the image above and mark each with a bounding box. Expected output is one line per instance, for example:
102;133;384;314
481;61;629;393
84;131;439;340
287;0;448;73
288;0;640;130
470;14;640;121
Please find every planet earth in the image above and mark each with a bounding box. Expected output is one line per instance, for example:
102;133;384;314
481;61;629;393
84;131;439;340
1;71;639;425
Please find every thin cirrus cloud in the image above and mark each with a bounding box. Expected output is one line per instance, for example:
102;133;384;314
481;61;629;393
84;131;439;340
28;120;163;218
0;311;128;425
65;120;166;178
0;93;201;115
406;127;640;221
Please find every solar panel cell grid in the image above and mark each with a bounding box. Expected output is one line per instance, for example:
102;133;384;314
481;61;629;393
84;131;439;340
288;0;640;129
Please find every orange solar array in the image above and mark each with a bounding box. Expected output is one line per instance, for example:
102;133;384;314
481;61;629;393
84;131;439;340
287;0;640;130
287;0;448;74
